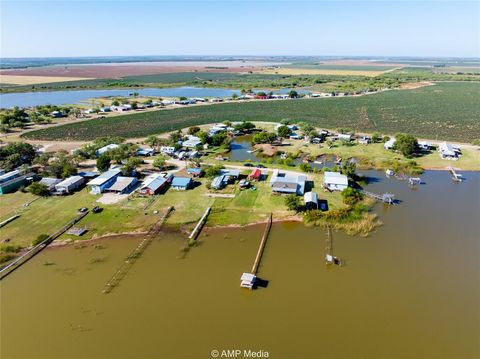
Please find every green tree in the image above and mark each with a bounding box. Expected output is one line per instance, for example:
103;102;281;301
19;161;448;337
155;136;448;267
277;125;292;138
371;132;382;143
252;132;277;144
188;126;201;135
341;161;357;179
122;157;142;176
288;90;298;98
28;182;50;196
96;154;111;172
284;194;302;212
394;133;418;158
0;142;36;171
153;156;167;170
205;165;223;178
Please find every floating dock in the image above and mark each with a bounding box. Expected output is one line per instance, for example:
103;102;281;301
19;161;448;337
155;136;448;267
240;213;272;289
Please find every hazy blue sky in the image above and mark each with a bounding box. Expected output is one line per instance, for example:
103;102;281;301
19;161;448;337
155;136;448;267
1;1;479;58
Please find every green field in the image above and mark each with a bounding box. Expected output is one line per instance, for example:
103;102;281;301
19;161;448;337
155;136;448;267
24;82;480;142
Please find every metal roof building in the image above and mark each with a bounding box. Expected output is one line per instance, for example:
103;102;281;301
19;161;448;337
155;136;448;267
323;172;348;191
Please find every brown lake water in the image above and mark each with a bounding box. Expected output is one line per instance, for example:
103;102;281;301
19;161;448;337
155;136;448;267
1;171;479;358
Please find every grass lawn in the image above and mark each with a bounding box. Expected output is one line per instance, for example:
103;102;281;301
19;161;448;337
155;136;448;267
0;189;161;249
252;139;480;171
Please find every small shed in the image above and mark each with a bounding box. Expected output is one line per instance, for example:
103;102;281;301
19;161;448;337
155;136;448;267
240;273;256;289
248;168;262;181
39;177;62;192
304;191;319;210
171;177;192;190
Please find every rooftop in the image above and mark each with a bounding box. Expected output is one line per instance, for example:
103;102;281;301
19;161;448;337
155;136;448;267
87;168;121;186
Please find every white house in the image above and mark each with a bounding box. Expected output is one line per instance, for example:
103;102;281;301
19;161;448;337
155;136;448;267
96;144;119;157
384;138;396;150
439;142;461;160
160;146;175;155
323;171;348;191
182;135;201;149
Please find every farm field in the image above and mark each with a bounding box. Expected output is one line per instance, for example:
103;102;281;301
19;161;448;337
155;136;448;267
264;67;393;76
0;74;95;85
24;82;480;143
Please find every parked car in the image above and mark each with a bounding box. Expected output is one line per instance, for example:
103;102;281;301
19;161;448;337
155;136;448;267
92;206;102;213
243;163;254;167
78;207;88;213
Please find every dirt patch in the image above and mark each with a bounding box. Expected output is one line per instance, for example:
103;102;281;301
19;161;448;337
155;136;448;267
1;64;266;79
0;74;95;85
96;193;129;205
254;143;278;156
400;81;434;90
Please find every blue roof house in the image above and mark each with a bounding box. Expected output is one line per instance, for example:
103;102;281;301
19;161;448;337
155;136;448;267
171;177;192;190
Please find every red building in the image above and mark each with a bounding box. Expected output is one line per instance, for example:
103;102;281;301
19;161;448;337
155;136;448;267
248;168;262;181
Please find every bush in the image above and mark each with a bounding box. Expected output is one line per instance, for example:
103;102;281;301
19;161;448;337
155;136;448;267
284;194;302;212
341;187;364;205
96;154;111;172
205;165;223;178
299;163;313;172
277;125;292;138
28;182;50;196
33;234;50;246
252;132;277;144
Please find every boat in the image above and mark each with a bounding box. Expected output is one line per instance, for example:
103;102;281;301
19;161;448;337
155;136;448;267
385;169;395;177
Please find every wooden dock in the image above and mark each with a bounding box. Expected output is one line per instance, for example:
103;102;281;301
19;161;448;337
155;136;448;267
360;189;395;204
102;206;174;294
0;211;89;280
189;207;211;240
251;213;272;275
447;167;463;182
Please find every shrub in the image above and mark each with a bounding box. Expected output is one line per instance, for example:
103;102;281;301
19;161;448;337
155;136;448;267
33;234;50;246
341;187;364;205
28;182;50;196
284;194;302;212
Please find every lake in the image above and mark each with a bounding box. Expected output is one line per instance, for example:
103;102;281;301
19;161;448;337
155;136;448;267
1;170;479;358
0;87;241;108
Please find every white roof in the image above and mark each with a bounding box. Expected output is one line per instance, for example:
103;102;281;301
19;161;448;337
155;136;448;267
323;171;348;186
108;177;136;192
240;273;256;281
96;144;119;155
304;191;318;203
87;168;121;186
56;175;84;188
384;138;396;148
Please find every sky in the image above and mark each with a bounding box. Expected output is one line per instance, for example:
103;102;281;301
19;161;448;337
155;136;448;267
1;0;479;58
